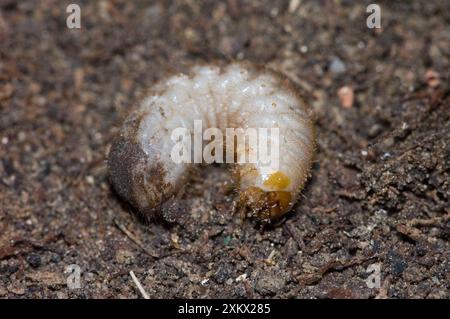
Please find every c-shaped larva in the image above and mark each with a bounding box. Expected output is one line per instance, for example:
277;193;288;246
108;63;315;220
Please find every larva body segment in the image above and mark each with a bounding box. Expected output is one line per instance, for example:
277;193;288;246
108;63;315;220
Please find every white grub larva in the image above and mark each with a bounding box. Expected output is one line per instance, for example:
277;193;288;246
108;63;315;221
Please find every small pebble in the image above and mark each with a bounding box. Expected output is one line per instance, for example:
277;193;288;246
235;273;247;282
86;175;95;184
26;253;41;268
200;278;209;286
425;69;440;88
381;152;391;160
329;57;346;74
299;45;308;53
388;251;407;276
337;86;354;108
255;273;286;296
288;0;301;13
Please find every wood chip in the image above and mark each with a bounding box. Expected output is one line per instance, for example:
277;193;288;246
337;85;354;108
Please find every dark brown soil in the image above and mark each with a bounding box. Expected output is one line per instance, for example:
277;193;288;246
0;0;449;298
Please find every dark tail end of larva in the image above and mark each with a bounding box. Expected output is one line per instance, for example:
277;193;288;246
107;135;187;224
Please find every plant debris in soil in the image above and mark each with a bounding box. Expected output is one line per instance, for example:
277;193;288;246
0;0;449;298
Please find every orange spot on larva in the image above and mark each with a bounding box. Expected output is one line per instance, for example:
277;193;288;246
263;171;291;190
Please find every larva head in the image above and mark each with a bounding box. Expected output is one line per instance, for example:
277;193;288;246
237;168;301;220
240;186;294;220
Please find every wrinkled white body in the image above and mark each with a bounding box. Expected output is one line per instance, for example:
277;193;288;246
136;64;314;196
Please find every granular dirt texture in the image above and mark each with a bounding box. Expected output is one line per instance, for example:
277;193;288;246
0;0;448;298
